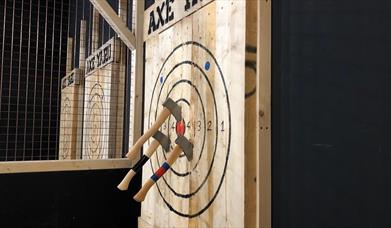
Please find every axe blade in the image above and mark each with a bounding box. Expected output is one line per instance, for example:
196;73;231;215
175;136;193;161
152;131;171;152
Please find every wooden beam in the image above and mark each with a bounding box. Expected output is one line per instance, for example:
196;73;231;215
130;0;144;162
0;159;131;174
66;37;73;74
92;7;100;51
89;0;136;50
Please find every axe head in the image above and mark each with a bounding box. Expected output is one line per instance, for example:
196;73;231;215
175;136;193;161
152;131;171;152
163;98;182;121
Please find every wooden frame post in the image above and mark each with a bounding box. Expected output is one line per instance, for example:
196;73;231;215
257;0;272;227
129;0;144;161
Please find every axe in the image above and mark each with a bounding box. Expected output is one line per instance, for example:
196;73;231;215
118;131;171;191
126;98;182;161
133;136;193;202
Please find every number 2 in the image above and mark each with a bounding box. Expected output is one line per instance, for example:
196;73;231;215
207;121;212;131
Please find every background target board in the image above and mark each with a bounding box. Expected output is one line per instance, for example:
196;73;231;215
59;69;82;160
141;1;246;227
82;38;124;159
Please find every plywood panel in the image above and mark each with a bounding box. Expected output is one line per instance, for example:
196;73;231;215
59;69;82;160
139;0;246;227
82;37;123;159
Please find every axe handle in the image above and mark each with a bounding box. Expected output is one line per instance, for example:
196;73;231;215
133;145;182;202
117;140;160;191
126;108;171;159
117;169;136;191
145;139;160;157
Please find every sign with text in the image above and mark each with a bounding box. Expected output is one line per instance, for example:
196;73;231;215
144;0;214;40
61;68;80;89
85;37;120;76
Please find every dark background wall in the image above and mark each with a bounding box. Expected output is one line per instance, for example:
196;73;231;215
272;0;391;227
0;170;141;228
0;0;68;161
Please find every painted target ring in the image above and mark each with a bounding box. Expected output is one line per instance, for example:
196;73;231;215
85;83;105;159
61;97;72;159
147;41;231;218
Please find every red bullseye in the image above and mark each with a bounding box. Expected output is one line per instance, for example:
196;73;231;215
176;119;186;136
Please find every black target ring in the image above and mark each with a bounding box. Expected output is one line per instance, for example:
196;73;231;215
86;83;104;159
147;41;231;218
61;97;72;159
153;62;218;199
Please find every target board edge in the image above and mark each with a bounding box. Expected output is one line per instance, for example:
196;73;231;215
59;69;83;160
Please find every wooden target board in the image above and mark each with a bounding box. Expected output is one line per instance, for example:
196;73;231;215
140;1;247;227
82;37;122;159
59;69;82;160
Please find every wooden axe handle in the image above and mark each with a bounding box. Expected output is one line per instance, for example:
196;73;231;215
144;139;160;157
117;140;161;191
126;108;171;159
133;145;182;202
117;169;136;191
133;178;154;202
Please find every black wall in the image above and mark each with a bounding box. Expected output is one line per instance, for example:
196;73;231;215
272;0;391;227
0;170;141;228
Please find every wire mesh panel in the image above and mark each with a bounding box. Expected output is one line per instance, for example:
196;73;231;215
0;0;131;162
0;0;68;161
59;0;127;160
59;69;82;159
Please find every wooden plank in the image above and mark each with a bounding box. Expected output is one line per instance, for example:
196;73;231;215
76;20;87;159
0;159;131;174
244;0;258;227
216;1;246;227
138;217;153;228
79;20;87;70
66;37;73;74
128;0;136;150
257;0;272;227
59;69;82;160
139;1;246;227
92;7;100;51
89;0;136;50
116;0;127;159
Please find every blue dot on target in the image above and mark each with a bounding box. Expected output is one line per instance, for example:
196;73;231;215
205;61;210;71
160;75;164;84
